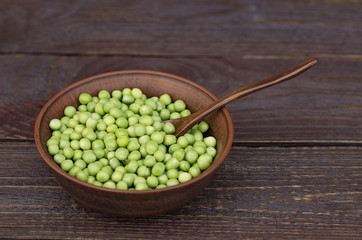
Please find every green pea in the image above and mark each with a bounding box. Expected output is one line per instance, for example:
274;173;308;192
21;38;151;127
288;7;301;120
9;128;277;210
138;135;150;145
74;159;87;169
152;121;163;131
170;112;181;119
74;124;85;133
78;112;91;124
98;90;111;99
207;147;217;158
127;126;136;137
127;140;140;152
194;145;206;155
88;162;101;176
102;166;113;176
185;150;198;164
159;94;172;105
48;144;59;155
137;165;150;178
146;126;155;135
159;109;170;120
95;102;105;116
139;105;153;115
106;124;118;133
139;115;153;126
128;151;141;161
178;172;192;183
109;157;121;170
152;162;165;176
166;158;180;170
103;181;116;189
86;102;96;113
96;170;110;183
180;109;191;117
87;176;96;184
115;166;127;174
198;121;209;133
79;93;92;105
177;136;189;148
179;161;190;172
166;178;179;187
66;118;78;128
174;100;186;112
93;181;103;187
60;159;74;172
115;128;128;138
78;105;87;112
197;153;213;170
69;166;82;177
150;132;164;144
163;122;175;134
146;176;159;188
156;184;167;189
83;150;96;164
47;138;59;147
49;119;62;130
99;158;109;167
93;149;105;159
173;148;185;161
73;150;83;160
70;132;82;141
63;147;74;159
76;170;88;182
105;139;117;151
134;124;146;137
103;115;115;126
79;138;91;150
154;149;166;162
122;94;134;104
158;174;168;185
163;135;176;146
86;117;97;129
169;144;181;155
115;148;129;161
125;161;139;173
122;173;135;187
145;140;158;155
189;166;201;178
135;182;148;190
167;169;179;179
112;90;122;100
53;154;66;164
116;181;128;190
111;171;124;183
144;156;156;167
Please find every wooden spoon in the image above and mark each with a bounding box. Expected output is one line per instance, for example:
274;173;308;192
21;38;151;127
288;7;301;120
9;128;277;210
165;57;319;137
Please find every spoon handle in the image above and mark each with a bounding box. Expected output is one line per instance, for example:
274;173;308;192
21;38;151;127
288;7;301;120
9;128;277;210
194;57;319;121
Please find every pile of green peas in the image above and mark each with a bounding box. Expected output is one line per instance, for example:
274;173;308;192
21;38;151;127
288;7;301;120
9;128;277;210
47;88;217;190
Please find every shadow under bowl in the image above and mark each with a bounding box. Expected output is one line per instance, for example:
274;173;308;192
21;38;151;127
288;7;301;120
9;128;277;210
34;70;234;217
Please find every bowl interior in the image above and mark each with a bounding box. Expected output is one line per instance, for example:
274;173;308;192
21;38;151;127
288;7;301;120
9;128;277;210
35;70;233;194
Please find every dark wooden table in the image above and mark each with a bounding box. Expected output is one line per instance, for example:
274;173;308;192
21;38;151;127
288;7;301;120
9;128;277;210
1;1;361;239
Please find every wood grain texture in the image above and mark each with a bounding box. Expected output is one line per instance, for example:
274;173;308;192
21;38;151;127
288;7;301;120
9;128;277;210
0;0;361;57
0;0;361;238
0;142;361;239
0;55;361;142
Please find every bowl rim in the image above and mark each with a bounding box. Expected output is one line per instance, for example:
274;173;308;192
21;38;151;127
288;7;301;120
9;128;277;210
34;70;234;195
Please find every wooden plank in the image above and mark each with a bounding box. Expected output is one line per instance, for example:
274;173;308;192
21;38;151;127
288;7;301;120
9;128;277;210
0;0;361;56
0;55;361;142
0;142;361;239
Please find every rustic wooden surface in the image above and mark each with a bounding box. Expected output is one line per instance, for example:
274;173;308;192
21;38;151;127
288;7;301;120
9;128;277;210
0;0;361;239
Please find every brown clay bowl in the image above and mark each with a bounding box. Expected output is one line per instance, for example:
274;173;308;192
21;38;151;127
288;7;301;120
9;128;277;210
34;70;234;217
